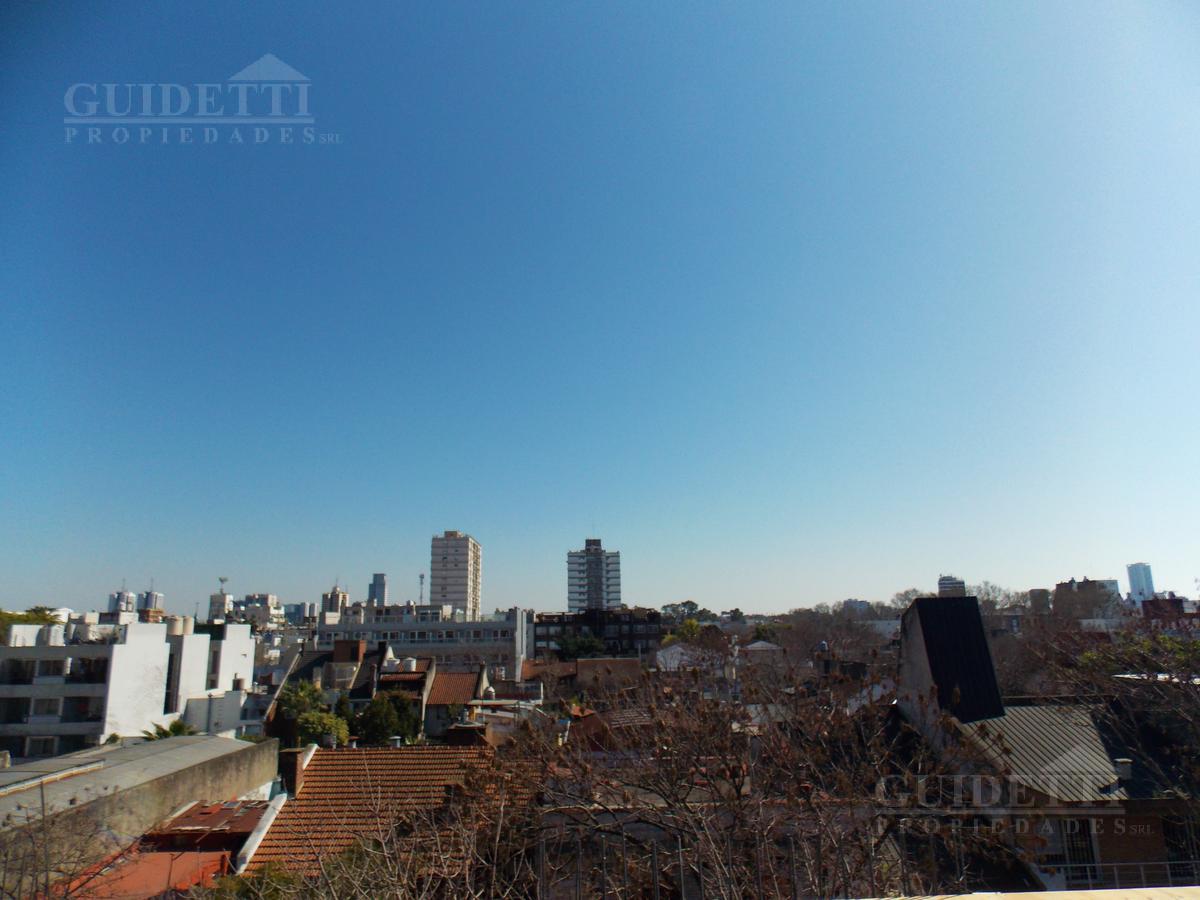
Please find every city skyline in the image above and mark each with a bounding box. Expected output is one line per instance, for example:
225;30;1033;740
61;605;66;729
20;549;1183;618
2;4;1198;613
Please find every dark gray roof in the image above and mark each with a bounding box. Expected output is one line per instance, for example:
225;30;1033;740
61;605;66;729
914;596;1003;722
0;736;259;824
961;705;1126;803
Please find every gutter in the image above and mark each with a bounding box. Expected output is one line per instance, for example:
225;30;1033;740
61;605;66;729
235;792;287;874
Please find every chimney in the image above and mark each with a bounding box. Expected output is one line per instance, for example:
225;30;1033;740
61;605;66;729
1115;758;1133;781
278;748;308;794
333;639;367;664
388;735;405;748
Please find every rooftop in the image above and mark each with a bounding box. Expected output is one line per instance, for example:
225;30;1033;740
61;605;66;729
427;670;482;706
249;746;494;875
912;595;1003;723
0;735;265;825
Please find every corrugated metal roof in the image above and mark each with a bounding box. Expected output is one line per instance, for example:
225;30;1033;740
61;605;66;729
961;705;1125;803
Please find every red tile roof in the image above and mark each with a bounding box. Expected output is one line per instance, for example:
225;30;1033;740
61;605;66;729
248;747;494;876
427;670;482;706
70;850;230;897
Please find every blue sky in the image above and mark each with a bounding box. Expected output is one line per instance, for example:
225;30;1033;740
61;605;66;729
2;3;1198;615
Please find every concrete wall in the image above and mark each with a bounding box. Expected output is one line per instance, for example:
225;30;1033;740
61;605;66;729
103;624;173;739
183;690;249;738
212;624;254;691
0;737;278;896
167;631;211;713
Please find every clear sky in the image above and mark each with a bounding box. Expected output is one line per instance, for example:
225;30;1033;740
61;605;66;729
2;3;1198;616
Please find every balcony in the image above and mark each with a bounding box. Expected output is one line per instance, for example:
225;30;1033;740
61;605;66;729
1051;860;1200;889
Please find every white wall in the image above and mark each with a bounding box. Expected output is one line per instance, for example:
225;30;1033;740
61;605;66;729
168;632;211;712
103;623;173;739
212;624;254;691
183;690;248;738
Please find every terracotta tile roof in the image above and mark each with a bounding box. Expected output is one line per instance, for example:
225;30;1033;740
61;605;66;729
69;850;230;897
427;670;482;706
248;747;494;876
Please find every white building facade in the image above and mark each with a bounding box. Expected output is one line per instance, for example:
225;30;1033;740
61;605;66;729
430;530;482;620
1127;562;1155;603
315;605;531;676
0;618;256;760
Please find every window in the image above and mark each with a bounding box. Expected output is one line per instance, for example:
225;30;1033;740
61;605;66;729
30;698;60;717
26;736;57;757
36;659;65;677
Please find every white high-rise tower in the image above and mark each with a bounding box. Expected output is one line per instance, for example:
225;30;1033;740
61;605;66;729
430;530;482;620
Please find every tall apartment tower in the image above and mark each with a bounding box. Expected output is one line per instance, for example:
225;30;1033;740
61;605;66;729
108;590;137;614
937;575;966;598
1127;563;1155;603
137;590;164;612
568;538;622;613
367;573;388;608
321;585;350;615
430;531;482;620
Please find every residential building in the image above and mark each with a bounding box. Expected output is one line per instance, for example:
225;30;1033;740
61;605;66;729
227;594;284;630
138;590;164;612
842;598;872;616
567;538;622;612
1127;562;1155;603
534;607;662;659
0;619;256;759
937;574;966;597
366;573;388;608
424;667;488;737
283;602;316;625
208;590;234;623
1053;577;1121;619
320;585;349;619
315;605;532;676
1028;588;1051;615
108;590;137;614
430;530;482;619
896;595;1200;890
249;746;501;876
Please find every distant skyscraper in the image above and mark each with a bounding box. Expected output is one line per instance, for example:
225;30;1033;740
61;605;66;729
937;575;966;598
137;590;164;612
367;573;388;608
430;530;482;619
108;590;137;614
1127;563;1155;603
568;538;622;613
321;585;349;615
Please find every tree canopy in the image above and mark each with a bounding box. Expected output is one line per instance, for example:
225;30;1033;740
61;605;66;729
297;710;349;747
556;632;606;660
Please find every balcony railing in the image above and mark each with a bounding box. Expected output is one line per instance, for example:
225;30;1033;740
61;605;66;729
1052;860;1200;889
